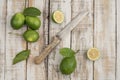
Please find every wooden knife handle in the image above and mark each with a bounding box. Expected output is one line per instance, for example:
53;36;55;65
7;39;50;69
34;36;61;64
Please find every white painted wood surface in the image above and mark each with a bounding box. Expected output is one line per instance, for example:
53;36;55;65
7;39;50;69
0;0;118;80
94;0;116;80
48;0;72;80
71;0;93;80
5;0;26;80
0;0;6;80
27;0;47;80
117;0;120;80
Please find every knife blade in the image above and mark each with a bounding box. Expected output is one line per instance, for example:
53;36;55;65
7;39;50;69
57;11;88;39
34;11;89;64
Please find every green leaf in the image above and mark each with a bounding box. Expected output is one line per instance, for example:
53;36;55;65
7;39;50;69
13;50;30;64
60;48;75;57
23;7;41;16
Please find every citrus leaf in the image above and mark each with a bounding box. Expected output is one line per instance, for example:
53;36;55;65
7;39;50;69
60;48;75;57
23;7;41;16
13;50;30;64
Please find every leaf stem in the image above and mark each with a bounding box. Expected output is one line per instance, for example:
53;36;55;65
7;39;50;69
75;50;80;54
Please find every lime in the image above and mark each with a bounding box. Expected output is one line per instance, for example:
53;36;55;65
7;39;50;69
25;16;41;30
52;10;64;24
87;48;100;61
23;30;39;42
60;56;76;75
11;13;25;29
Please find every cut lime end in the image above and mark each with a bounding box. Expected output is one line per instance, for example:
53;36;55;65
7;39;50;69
87;48;100;61
52;10;64;24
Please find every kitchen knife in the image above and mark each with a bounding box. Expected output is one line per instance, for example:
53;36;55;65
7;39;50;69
34;11;89;64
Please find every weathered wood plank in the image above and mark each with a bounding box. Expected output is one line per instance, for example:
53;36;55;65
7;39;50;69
71;0;93;80
48;0;72;80
5;0;27;80
26;0;48;80
94;0;116;80
117;0;120;80
0;0;6;80
1;0;117;80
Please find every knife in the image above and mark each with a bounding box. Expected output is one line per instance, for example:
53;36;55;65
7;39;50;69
34;11;89;64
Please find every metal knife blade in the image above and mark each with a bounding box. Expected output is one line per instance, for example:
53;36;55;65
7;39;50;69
56;11;89;39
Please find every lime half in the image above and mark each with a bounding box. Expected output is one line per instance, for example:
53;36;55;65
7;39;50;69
52;10;64;24
87;48;100;61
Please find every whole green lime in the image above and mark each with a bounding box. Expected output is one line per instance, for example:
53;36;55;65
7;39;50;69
23;30;39;42
25;16;41;30
60;56;77;75
11;13;25;29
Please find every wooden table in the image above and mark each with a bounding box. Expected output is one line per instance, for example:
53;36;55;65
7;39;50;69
0;0;119;80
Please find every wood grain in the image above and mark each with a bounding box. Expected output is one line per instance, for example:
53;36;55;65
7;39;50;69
94;0;116;80
117;0;120;80
34;11;88;64
34;36;61;64
26;0;48;80
0;0;118;80
71;0;93;80
5;0;27;80
0;0;6;80
48;0;72;80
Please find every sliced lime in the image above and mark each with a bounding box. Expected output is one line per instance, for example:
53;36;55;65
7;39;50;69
87;48;100;61
52;10;64;24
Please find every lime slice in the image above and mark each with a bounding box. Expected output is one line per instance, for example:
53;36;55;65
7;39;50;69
87;48;100;61
52;10;64;24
